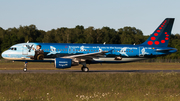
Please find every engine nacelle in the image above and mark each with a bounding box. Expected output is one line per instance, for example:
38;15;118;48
55;58;72;69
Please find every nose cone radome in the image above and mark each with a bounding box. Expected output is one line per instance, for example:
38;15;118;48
1;51;8;59
1;51;6;58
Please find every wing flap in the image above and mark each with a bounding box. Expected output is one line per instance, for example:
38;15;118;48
63;51;108;60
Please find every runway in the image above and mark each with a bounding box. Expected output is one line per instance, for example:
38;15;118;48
0;70;180;73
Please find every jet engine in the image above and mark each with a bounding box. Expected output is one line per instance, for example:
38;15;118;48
55;58;72;68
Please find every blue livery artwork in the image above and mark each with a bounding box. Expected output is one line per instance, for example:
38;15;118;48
1;18;177;72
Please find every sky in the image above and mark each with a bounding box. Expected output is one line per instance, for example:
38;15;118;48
0;0;179;35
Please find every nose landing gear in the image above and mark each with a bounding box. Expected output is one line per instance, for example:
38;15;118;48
23;62;28;72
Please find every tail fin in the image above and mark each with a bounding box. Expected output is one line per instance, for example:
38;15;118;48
140;18;174;47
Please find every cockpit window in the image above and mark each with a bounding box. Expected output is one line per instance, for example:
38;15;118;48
9;47;17;50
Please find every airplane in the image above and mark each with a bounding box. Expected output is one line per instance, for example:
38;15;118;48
1;18;177;72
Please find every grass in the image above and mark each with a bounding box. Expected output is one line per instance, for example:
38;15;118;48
0;72;180;101
1;60;180;100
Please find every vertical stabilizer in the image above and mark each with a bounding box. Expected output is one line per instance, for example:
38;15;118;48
140;18;174;47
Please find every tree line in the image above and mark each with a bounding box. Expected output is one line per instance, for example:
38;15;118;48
0;25;180;59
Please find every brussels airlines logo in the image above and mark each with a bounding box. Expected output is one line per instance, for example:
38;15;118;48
47;46;61;55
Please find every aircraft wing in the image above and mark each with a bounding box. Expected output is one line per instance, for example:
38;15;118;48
63;51;109;60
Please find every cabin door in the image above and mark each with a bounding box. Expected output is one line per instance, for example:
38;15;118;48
139;46;144;57
22;45;28;55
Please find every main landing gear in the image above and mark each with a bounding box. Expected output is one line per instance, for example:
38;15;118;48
23;62;28;72
81;62;89;72
81;66;89;72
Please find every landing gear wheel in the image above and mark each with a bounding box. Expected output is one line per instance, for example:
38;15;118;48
81;67;89;72
24;62;28;72
23;68;27;72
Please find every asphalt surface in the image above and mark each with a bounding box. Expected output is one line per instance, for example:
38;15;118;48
0;70;180;73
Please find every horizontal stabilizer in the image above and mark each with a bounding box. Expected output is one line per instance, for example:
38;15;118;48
156;49;177;52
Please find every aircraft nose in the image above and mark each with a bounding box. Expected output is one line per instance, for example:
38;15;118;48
1;51;7;58
1;51;5;58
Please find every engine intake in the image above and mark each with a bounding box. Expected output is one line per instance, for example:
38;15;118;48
55;58;72;68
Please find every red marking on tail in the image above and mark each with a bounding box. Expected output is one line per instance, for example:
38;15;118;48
157;30;160;32
148;41;153;45
165;38;169;40
154;33;158;36
151;37;156;40
155;41;159;45
161;40;165;43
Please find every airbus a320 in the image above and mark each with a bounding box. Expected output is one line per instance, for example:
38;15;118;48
1;18;177;72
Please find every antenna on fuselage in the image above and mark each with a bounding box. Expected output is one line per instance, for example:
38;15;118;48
27;41;29;43
133;43;136;45
103;42;106;45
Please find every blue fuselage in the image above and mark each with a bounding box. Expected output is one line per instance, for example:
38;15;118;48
1;43;177;63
